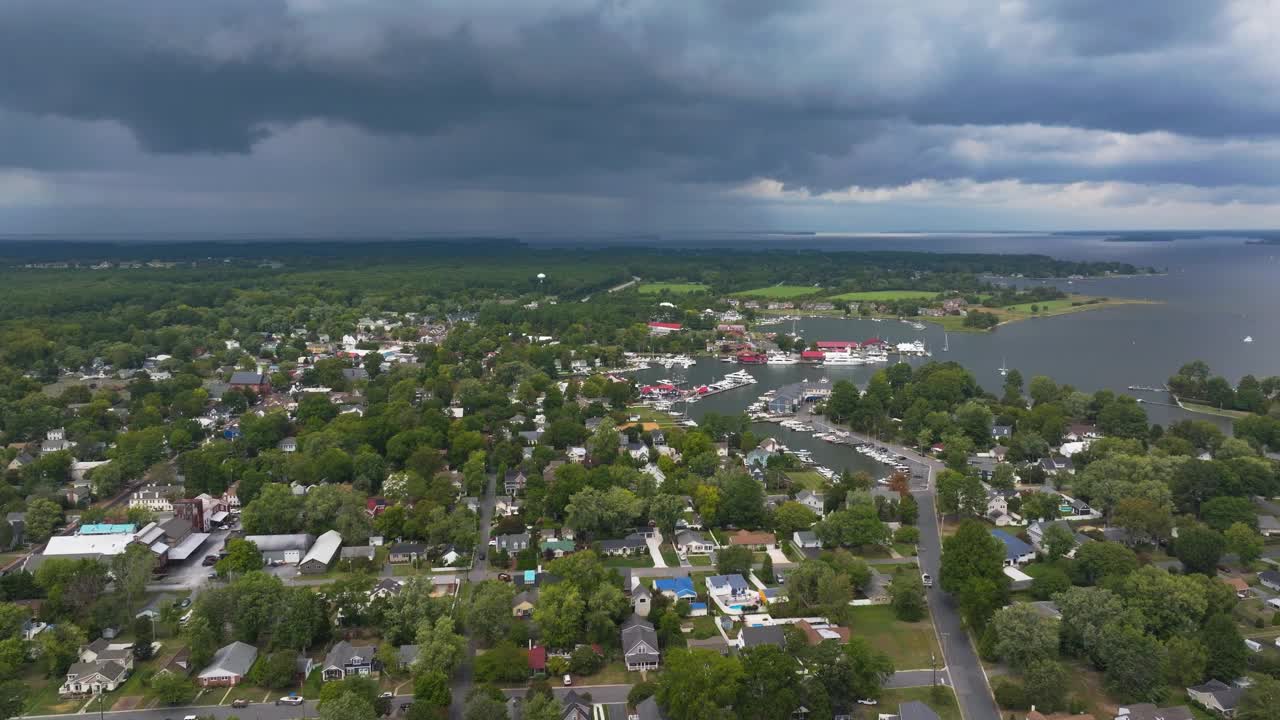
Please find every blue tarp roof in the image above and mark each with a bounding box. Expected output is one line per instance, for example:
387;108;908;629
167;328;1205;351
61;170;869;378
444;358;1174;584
990;529;1033;561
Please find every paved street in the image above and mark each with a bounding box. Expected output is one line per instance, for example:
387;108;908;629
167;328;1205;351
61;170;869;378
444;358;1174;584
27;697;415;720
501;684;632;705
449;471;498;719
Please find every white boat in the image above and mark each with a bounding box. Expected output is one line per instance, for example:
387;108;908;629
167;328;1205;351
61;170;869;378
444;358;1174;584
999;357;1009;376
943;332;949;352
766;350;799;365
823;350;865;365
910;321;926;331
1244;336;1254;343
724;370;758;384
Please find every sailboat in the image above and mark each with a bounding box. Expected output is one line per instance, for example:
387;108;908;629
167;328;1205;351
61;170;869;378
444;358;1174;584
942;332;949;352
999;357;1008;376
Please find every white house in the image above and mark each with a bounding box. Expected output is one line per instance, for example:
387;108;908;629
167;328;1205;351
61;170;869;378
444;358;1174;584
795;489;825;517
793;530;821;549
673;530;715;555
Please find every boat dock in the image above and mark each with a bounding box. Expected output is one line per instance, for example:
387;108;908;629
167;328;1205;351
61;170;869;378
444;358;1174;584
1126;385;1168;393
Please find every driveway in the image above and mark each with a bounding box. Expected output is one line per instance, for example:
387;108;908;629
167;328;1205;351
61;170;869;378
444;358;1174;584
646;530;668;569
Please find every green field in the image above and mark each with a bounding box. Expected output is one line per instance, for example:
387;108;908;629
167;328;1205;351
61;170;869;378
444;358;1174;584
1178;399;1252;420
830;290;936;302
848;604;940;669
638;282;709;294
785;470;828;491
879;687;960;720
730;284;822;299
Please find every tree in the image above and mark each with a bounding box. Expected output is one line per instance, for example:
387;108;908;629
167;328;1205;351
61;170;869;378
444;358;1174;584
717;472;767;528
1042;523;1076;561
1200;496;1257;531
24;498;62;543
1172;524;1225;575
814;505;889;548
889;572;926;622
473;642;528;685
319;691;377;720
1121;566;1208;639
655;648;744;720
809;638;895;707
1099;623;1167;702
533;583;584;649
940;520;1004;594
1236;675;1280;720
991;604;1059;669
133;615;154;659
736;645;802;720
715;546;753;577
410;616;466;678
570;645;603;675
647;494;686;536
1055;587;1132;665
463;688;509;720
258;650;299;689
1225;522;1263;565
1023;659;1068;712
150;672;195;705
241;483;304;534
216;538;264;575
772;502;817;536
466;581;515;647
1111;497;1173;545
1030;565;1071;601
1163;635;1208;687
185;615;218;669
1202;614;1248;681
111;543;156;615
0;679;25;720
522;693;561;720
1073;542;1138;585
413;669;452;708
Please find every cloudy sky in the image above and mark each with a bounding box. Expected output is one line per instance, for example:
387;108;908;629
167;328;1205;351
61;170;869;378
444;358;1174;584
3;0;1280;234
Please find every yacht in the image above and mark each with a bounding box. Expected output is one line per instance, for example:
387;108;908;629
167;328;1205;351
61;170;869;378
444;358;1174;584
766;350;799;365
1244;336;1254;343
909;321;926;330
822;350;864;365
724;370;758;384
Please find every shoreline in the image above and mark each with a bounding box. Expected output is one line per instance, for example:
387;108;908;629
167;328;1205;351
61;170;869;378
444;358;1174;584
755;296;1161;333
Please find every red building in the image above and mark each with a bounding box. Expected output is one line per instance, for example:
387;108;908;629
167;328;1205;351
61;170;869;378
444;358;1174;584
737;352;767;364
227;371;271;395
816;341;859;350
801;350;826;362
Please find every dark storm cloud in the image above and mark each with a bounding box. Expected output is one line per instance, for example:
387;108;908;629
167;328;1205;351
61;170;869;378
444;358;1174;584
0;0;1278;206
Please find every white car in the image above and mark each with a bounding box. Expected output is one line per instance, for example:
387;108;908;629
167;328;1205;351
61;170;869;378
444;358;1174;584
921;572;933;588
563;674;573;687
277;696;304;706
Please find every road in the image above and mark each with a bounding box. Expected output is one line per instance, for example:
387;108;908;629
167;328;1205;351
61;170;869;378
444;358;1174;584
804;411;998;720
449;471;498;719
606;276;641;293
500;684;632;705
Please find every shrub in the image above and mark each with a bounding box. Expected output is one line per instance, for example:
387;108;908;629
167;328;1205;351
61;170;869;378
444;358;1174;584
993;680;1027;710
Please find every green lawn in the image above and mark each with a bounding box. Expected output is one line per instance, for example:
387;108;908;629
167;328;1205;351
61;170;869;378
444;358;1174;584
23;670;82;715
830;290;936;302
848;605;940;670
638;282;708;295
659;543;680;566
730;285;822;299
785;469;828;491
688;616;719;639
687;554;713;566
602;554;656;568
879;686;960;720
1179;399;1252;419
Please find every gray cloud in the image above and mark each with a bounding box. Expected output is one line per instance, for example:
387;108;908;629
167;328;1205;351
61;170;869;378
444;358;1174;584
1;0;1279;231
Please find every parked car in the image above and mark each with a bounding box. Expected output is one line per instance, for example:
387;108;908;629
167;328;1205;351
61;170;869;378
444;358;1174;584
184;715;199;720
497;572;511;582
177;598;192;609
563;674;572;687
921;572;933;588
231;699;249;708
379;693;394;699
277;696;304;706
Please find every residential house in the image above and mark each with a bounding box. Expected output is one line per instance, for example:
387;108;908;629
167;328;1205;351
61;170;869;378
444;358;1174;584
340;546;376;564
795;489;826;517
295;655;315;681
197;641;258;687
439;546;462;566
155;647;192;678
129;485;179;513
1259;570;1280;592
727;530;776;550
528;646;547;677
1027;519;1092;557
298;530;342;574
796;620;851;646
322;641;378;681
1187;679;1243;716
597;533;648;556
387;543;427;564
990;530;1036;566
567;446;587;463
561;690;593;720
740;625;786;650
1257;514;1280;537
985;488;1012;525
991;425;1013;440
793;530;822;549
1026;711;1095;720
631;584;653;617
625;442;650;462
641;463;666;486
4;512;24;550
495;497;523;517
541;539;576;558
512;591;537;618
1113;704;1194;720
277;437;299;453
673;530;715;555
494;532;531;554
60;660;130;696
1040;455;1075;475
705;574;754;612
504;470;527;495
369;578;404;602
243;534;313;565
653;577;697;601
396;645;420;671
228;371;271;394
621;615;661;671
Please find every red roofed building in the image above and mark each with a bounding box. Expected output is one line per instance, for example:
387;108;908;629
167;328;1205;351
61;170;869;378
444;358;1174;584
528;645;546;676
862;337;886;347
816;341;859;350
648;322;682;335
801;350;826;362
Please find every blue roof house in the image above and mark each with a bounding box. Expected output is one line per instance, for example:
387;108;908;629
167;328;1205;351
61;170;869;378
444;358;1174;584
990;529;1036;566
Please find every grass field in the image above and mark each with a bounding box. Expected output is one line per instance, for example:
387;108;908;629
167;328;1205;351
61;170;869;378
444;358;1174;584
830;290;936;302
1178;399;1252;419
879;687;960;720
602;554;655;568
848;605;940;669
638;282;708;294
929;295;1158;333
785;469;828;491
730;284;822;299
625;405;680;429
